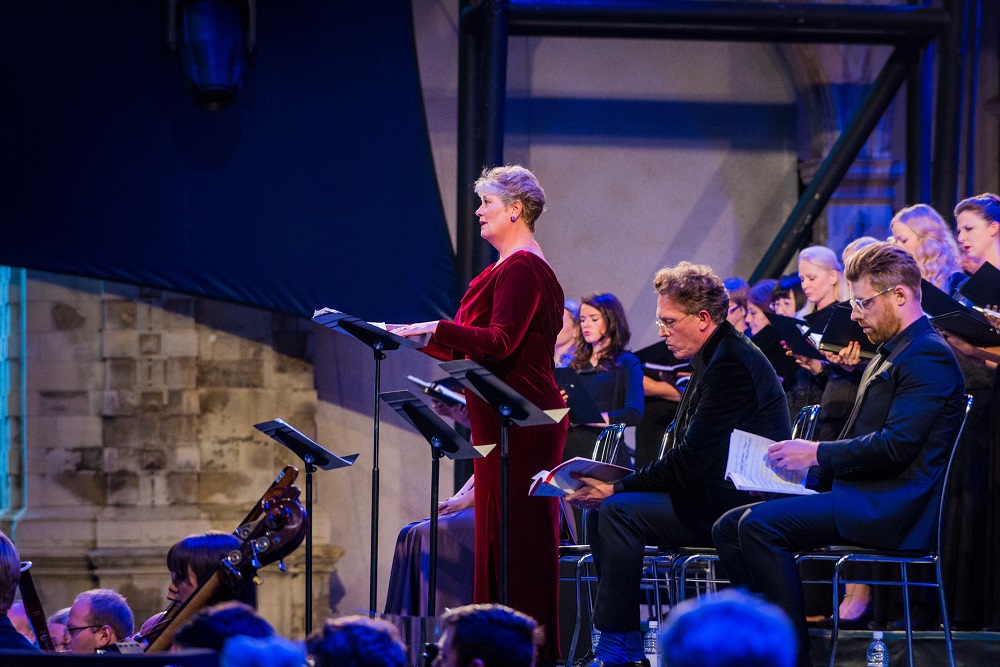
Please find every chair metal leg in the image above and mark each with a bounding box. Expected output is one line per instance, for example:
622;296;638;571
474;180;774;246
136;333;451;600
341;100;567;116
901;563;914;667
566;554;591;665
651;559;663;624
935;558;956;667
828;556;846;667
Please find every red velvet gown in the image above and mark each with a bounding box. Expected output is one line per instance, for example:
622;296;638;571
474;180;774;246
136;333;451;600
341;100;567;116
423;250;568;658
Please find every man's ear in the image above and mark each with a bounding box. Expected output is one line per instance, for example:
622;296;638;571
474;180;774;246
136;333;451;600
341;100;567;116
96;624;116;646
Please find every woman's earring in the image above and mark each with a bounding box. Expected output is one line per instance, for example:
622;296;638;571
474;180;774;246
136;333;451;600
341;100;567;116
510;215;516;222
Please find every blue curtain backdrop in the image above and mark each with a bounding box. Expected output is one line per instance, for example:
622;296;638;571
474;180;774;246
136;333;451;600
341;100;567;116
0;2;456;322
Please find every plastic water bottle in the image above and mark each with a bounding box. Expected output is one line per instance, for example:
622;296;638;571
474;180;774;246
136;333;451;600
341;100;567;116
643;620;660;667
591;626;601;652
866;630;889;667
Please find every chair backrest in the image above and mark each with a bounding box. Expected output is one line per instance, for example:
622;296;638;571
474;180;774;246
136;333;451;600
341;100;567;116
569;424;628;545
791;404;820;440
657;420;675;461
591;423;627;464
934;394;974;555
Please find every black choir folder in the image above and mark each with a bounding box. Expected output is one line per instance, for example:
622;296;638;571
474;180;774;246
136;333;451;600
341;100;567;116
553;367;605;425
817;304;878;359
725;430;816;496
921;279;1000;347
957;261;1000;309
529;457;631;497
763;313;825;360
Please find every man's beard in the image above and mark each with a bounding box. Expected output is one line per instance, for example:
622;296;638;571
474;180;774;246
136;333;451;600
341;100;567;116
865;308;902;345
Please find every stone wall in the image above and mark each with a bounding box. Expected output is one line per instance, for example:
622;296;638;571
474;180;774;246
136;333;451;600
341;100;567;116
1;271;333;636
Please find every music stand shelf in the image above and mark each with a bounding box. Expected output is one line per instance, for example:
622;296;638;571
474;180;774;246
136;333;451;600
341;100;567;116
381;390;490;619
255;418;358;633
312;307;420;618
438;360;567;603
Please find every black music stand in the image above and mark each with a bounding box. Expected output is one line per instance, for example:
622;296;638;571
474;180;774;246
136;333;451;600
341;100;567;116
312;307;422;617
254;418;358;633
380;390;493;618
438;360;567;604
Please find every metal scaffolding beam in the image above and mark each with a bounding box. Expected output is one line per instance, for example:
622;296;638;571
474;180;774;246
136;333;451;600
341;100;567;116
456;0;954;288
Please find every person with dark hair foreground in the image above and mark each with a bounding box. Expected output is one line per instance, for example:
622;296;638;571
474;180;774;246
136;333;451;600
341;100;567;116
713;242;966;667
660;590;796;667
139;530;251;638
566;262;790;667
166;531;249;607
307;615;407;667
433;603;539;667
172;601;274;652
0;531;40;652
65;588;135;653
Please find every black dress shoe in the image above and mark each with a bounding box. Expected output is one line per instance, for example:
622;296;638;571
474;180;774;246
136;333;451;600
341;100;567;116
581;659;651;667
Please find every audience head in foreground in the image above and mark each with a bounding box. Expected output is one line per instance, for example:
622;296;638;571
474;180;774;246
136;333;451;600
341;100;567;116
173;601;274;652
167;530;247;606
65;588;134;653
0;532;41;652
434;603;539;667
47;607;71;653
307;615;407;667
660;590;796;667
220;634;307;667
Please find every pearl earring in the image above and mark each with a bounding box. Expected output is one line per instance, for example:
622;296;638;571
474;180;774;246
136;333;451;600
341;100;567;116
510;215;516;222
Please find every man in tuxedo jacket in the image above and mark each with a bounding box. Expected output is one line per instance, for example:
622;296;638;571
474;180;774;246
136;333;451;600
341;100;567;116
713;242;966;667
567;262;790;667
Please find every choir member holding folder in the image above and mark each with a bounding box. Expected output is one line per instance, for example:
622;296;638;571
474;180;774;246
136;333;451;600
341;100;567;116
714;243;966;667
391;165;567;661
557;293;644;465
564;262;789;667
933;193;1000;630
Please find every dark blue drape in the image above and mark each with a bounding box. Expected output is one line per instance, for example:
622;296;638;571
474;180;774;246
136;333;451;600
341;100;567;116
1;2;456;322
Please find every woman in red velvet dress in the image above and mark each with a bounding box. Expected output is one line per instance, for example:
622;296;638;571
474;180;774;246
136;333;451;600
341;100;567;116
393;165;568;660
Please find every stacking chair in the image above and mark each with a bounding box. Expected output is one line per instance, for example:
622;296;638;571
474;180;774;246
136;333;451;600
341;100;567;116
559;423;626;664
796;394;973;667
668;404;823;603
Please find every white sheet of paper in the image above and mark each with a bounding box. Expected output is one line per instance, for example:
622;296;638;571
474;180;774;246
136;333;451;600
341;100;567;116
725;429;816;495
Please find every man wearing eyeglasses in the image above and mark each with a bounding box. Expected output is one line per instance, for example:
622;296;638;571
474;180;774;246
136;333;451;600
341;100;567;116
713;242;966;667
567;261;790;667
65;588;134;653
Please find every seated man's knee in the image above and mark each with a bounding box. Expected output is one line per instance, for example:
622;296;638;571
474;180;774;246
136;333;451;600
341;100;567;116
735;504;782;545
712;507;741;545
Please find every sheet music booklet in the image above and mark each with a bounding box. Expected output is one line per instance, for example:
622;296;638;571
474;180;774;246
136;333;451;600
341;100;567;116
529;456;632;497
725;429;816;495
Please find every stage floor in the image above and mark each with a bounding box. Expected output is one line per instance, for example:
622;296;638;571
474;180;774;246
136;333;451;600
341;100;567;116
809;628;1000;666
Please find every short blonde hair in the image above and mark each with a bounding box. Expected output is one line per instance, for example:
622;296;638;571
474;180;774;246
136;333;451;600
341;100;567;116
797;245;851;315
653;262;729;324
474;165;546;232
